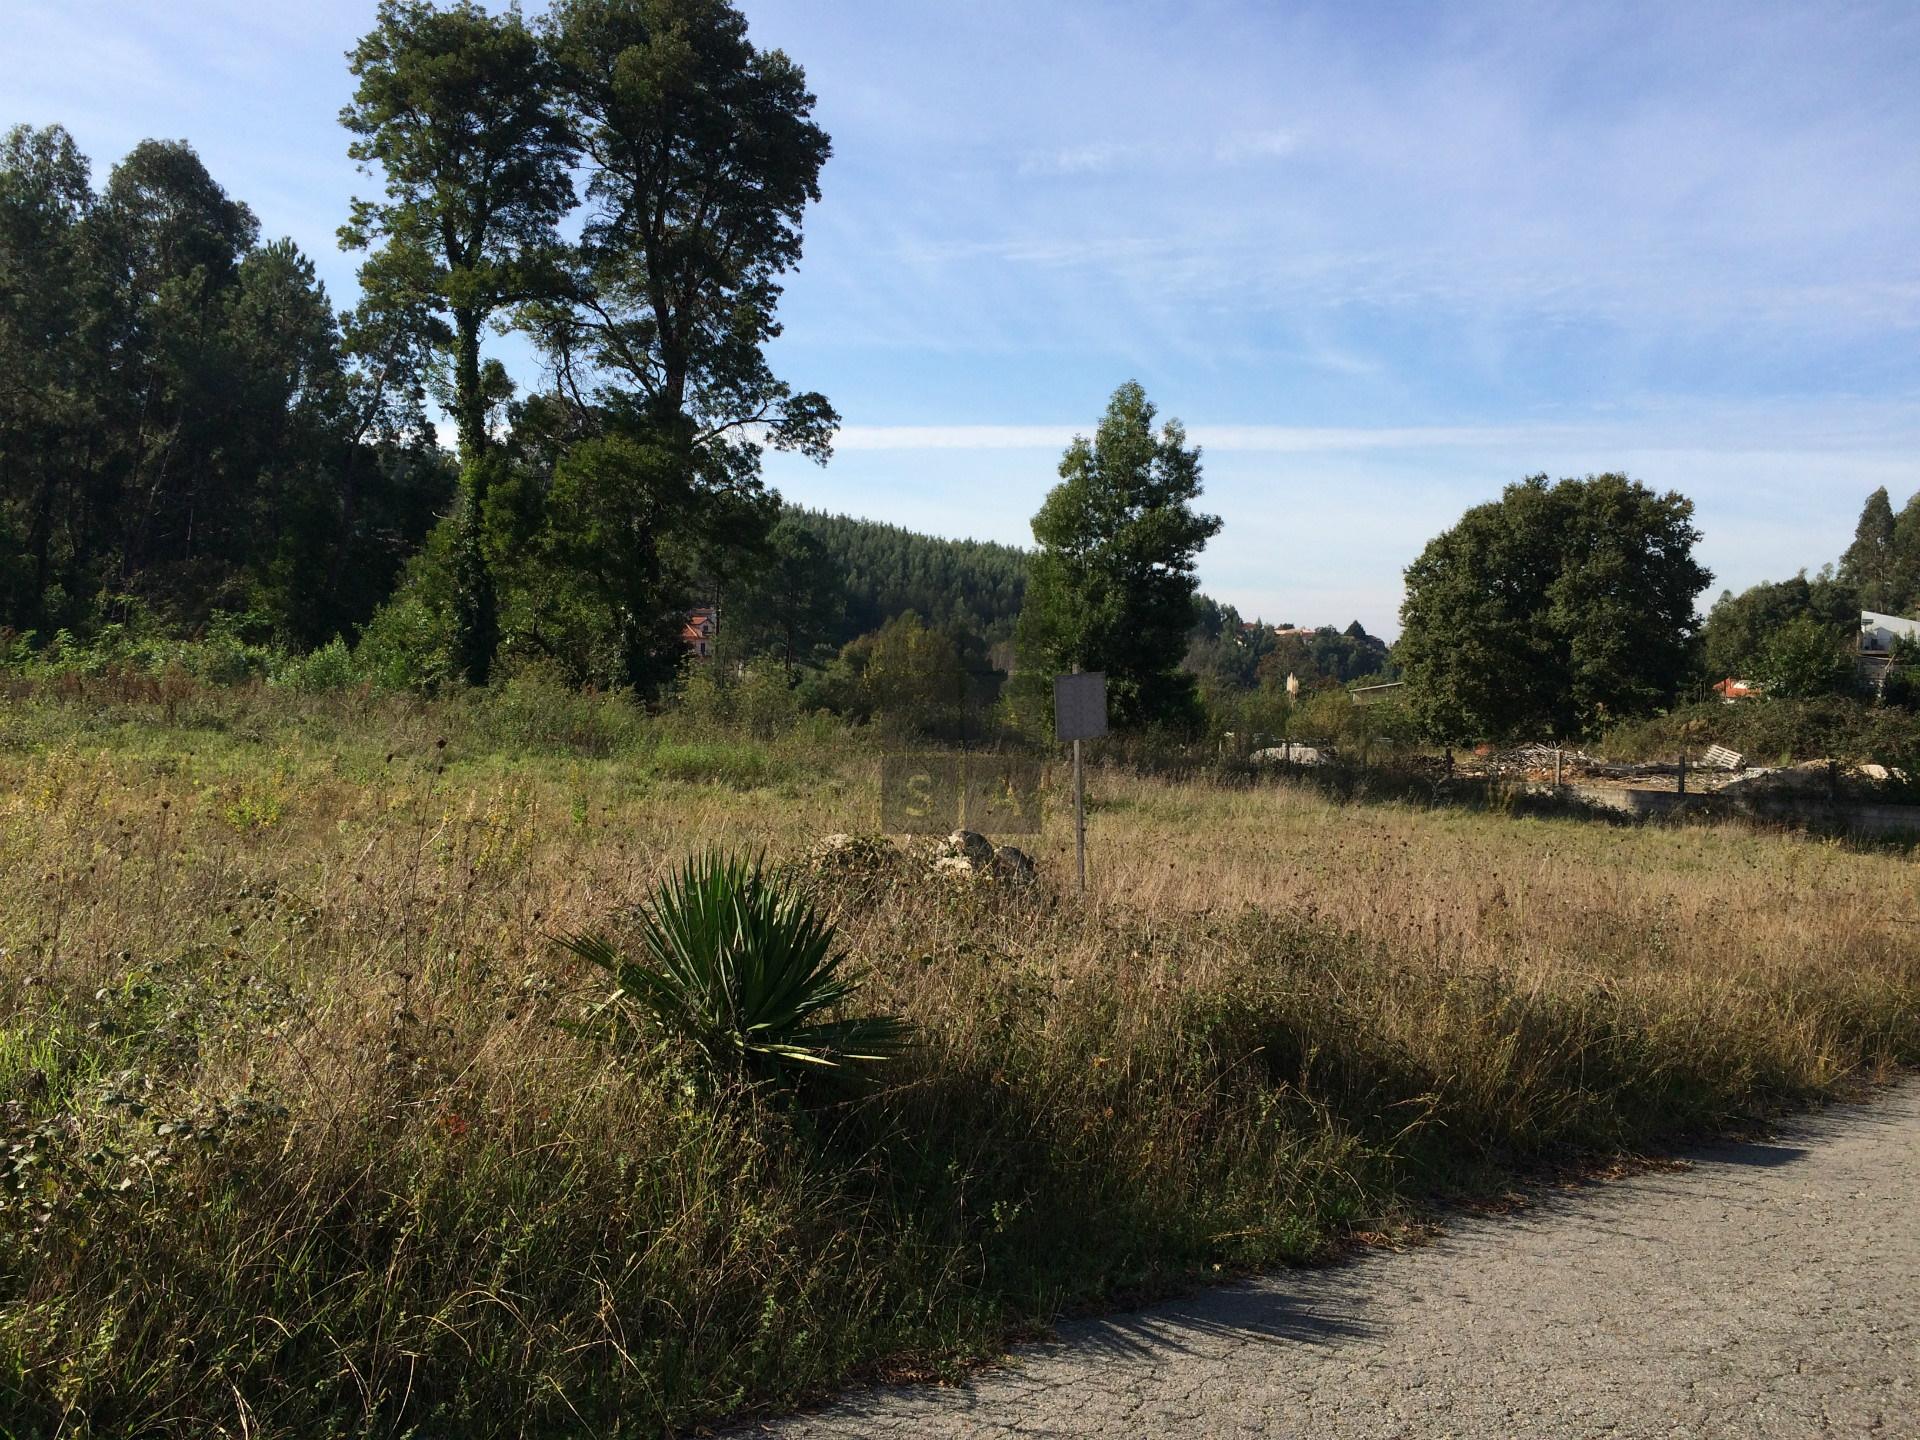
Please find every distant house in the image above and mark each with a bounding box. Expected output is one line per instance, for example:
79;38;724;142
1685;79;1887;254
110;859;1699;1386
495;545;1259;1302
1713;677;1758;702
682;606;717;659
1860;610;1920;653
1858;610;1918;694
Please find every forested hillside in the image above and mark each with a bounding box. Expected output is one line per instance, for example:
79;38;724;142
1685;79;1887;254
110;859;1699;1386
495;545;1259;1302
789;509;1029;645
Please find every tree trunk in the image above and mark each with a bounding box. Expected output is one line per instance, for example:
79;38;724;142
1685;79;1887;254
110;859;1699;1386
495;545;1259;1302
453;312;485;465
450;310;497;686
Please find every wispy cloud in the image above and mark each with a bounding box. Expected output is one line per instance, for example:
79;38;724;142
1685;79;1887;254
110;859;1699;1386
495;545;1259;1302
1016;142;1156;177
834;423;1556;452
1212;128;1299;165
833;411;1920;456
1016;128;1303;178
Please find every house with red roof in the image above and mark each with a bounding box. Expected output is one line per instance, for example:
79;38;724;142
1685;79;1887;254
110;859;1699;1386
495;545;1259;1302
682;606;717;659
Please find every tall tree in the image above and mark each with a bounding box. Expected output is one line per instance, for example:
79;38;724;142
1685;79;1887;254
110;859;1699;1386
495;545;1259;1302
340;0;575;684
480;0;837;692
1015;381;1221;731
1892;491;1920;617
539;0;836;464
1398;474;1711;740
1840;487;1900;612
0;124;95;632
1;127;449;649
93;139;261;610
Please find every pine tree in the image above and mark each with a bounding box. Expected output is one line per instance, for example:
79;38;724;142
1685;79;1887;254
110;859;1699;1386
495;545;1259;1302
1891;492;1920;616
1840;487;1899;612
1015;381;1221;732
340;0;575;685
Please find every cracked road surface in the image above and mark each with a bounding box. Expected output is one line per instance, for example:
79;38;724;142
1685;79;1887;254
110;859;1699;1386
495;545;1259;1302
762;1084;1919;1438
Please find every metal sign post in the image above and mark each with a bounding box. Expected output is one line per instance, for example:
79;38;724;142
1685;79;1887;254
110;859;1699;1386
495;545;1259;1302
1073;736;1084;890
1053;671;1107;892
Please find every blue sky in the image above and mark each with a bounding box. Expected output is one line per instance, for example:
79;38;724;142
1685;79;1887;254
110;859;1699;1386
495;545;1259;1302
9;1;1920;634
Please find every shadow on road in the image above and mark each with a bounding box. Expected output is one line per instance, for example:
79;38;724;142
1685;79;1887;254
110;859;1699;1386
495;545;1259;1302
1057;1277;1376;1362
1700;1140;1810;1168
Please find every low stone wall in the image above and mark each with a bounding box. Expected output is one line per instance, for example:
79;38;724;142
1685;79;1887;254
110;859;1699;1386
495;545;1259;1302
1565;783;1920;839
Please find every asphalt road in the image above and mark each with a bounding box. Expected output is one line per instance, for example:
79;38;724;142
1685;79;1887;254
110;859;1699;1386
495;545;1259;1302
762;1083;1919;1439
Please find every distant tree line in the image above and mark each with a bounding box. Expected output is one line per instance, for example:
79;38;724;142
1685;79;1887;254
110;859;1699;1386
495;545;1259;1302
1388;474;1920;746
1184;603;1391;693
783;510;1027;648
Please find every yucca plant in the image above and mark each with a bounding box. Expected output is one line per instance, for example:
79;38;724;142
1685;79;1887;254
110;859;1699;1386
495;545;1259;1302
555;851;908;1078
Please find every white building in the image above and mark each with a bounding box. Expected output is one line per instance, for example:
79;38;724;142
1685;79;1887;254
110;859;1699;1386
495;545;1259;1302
1860;610;1920;653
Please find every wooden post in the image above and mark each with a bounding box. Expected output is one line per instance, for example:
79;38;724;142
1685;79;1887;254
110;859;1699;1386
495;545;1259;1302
1554;747;1563;788
1677;748;1687;797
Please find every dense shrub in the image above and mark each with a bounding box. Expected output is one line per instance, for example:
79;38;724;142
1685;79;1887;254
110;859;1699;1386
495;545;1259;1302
1599;697;1920;771
270;636;357;694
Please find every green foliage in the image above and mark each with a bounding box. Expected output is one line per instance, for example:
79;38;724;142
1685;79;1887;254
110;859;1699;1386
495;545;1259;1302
541;0;840;462
556;852;906;1077
1398;474;1711;741
1183;598;1276;690
270;637;357;694
0;608;276;685
1183;606;1396;745
450;457;503;689
1754;612;1860;700
1197;678;1294;748
351;516;461;691
1881;646;1920;710
673;654;803;740
856;611;969;722
465;657;649;756
0;125;448;649
536;0;836;462
1600;696;1920;776
1257;624;1391;691
1702;572;1859;683
789;509;1028;647
718;513;847;672
341;0;576;684
1016;382;1222;732
797;611;1000;739
480;0;837;698
496;420;775;694
1839;485;1920;617
648;738;781;787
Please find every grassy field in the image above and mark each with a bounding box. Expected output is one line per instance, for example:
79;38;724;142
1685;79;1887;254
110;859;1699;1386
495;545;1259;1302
2;679;1916;1437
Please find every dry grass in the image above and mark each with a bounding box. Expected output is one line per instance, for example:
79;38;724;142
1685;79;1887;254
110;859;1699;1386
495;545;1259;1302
1;682;1915;1437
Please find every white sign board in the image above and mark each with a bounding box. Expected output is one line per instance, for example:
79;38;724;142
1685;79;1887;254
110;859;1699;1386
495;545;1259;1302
1054;671;1108;742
